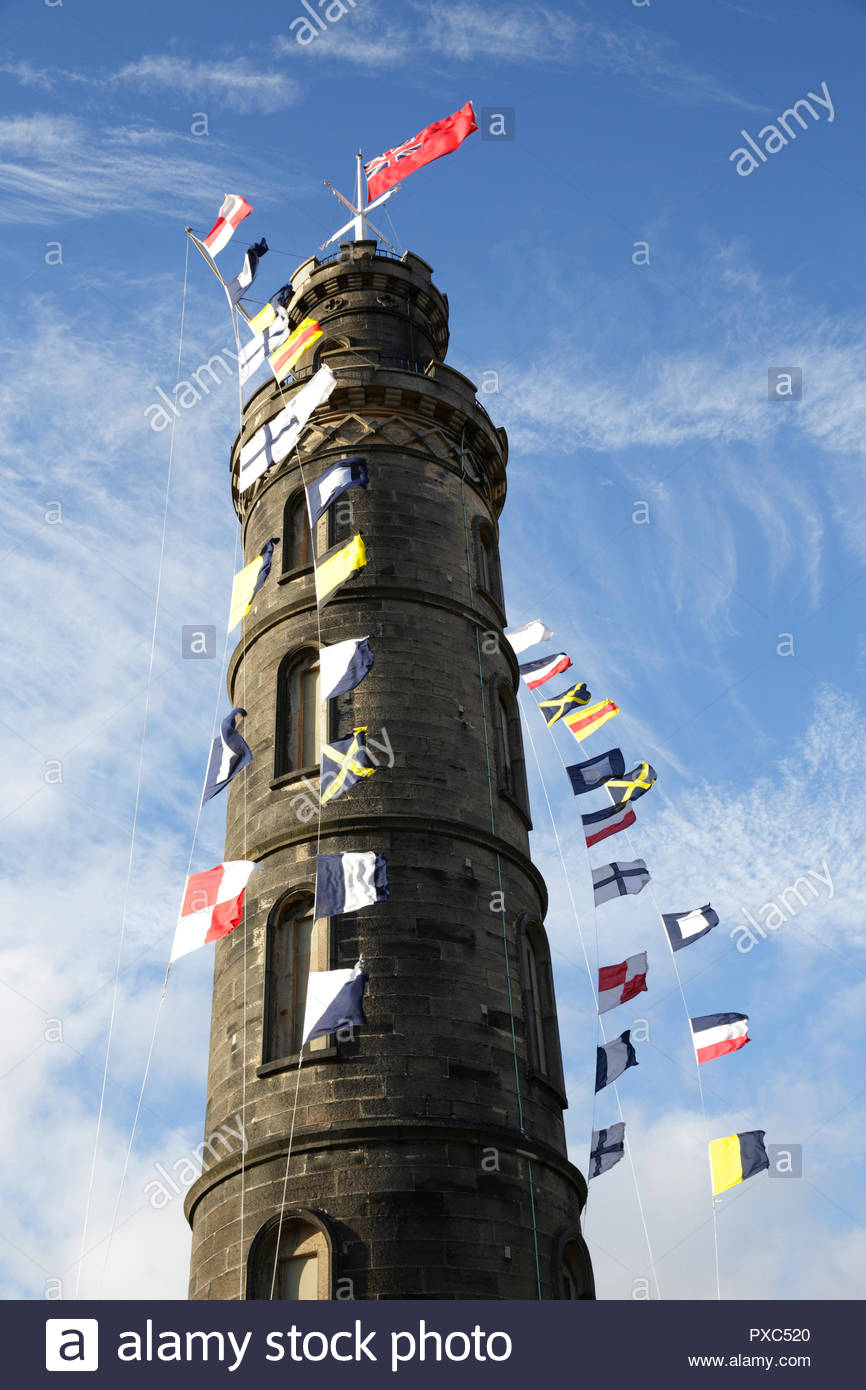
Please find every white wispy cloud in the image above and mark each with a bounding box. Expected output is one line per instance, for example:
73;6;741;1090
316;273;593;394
0;5;759;114
0;53;300;115
0;114;301;223
0;277;244;1297
273;0;759;109
110;56;302;115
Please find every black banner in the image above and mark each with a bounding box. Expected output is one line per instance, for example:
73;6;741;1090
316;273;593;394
16;1299;853;1386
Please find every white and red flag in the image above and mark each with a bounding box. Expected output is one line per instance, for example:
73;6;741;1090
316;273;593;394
203;194;253;257
519;653;572;690
691;1012;750;1064
582;801;636;847
598;952;648;1014
171;860;257;963
365;101;477;201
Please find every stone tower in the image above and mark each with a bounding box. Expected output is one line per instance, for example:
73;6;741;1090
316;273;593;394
185;240;594;1301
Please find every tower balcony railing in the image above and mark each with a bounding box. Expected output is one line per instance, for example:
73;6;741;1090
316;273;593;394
286;358;497;429
316;246;405;269
290;356;430;383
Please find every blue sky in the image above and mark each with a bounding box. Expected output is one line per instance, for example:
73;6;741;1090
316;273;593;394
2;0;865;1301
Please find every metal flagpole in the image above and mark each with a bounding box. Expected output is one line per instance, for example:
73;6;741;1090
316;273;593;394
321;154;400;252
354;152;366;240
184;228;253;322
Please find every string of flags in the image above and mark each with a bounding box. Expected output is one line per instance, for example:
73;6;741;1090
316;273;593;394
168;428;384;1052
512;617;770;1211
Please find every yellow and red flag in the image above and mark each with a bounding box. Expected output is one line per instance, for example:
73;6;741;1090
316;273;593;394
269;317;322;381
565;698;619;743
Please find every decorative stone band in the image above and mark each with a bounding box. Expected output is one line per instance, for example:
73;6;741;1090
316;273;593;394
231;372;507;517
228;811;550;925
226;585;522;699
183;1117;588;1228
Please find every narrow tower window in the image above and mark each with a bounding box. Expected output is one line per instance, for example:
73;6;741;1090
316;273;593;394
497;689;514;796
518;916;566;1096
524;933;549;1075
265;892;327;1062
275;650;321;777
492;681;529;815
283;491;311;573
475;519;503;608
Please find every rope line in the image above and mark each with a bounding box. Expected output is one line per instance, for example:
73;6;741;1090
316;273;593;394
604;786;722;1300
96;253;243;1295
519;691;662;1300
230;295;252;1302
264;367;331;1301
74;237;191;1299
522;671;719;1298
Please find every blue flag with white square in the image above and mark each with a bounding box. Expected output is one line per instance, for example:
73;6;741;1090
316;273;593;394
595;1031;638;1092
302;961;368;1045
306;457;369;526
315;851;389;918
320;636;375;701
201;708;252;805
227;238;268;306
663;905;719;951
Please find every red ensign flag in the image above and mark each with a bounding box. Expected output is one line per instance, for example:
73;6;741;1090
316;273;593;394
365;101;477;201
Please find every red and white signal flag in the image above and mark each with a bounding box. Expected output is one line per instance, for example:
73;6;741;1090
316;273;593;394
365;101;477;201
171;860;257;963
598;952;648;1014
203;194;253;257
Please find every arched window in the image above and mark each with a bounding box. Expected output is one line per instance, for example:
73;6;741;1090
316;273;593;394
264;892;329;1062
475;518;503;609
275;650;321;778
518;916;566;1096
555;1231;595;1301
247;1213;334;1300
312;335;351;373
492;680;529;815
283;491;311;574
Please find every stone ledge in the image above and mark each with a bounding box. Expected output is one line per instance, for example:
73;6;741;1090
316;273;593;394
184;1116;588;1225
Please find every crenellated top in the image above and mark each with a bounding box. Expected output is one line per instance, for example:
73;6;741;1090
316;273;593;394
286;240;450;366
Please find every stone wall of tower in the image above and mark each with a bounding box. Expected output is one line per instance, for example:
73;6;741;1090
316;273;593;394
185;241;593;1300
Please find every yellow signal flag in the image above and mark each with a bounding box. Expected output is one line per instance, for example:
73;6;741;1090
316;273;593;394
268;317;323;381
709;1131;769;1195
249;301;278;333
228;539;278;631
229;555;264;632
314;534;367;605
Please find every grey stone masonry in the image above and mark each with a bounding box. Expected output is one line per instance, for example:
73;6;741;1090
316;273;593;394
185;240;594;1300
